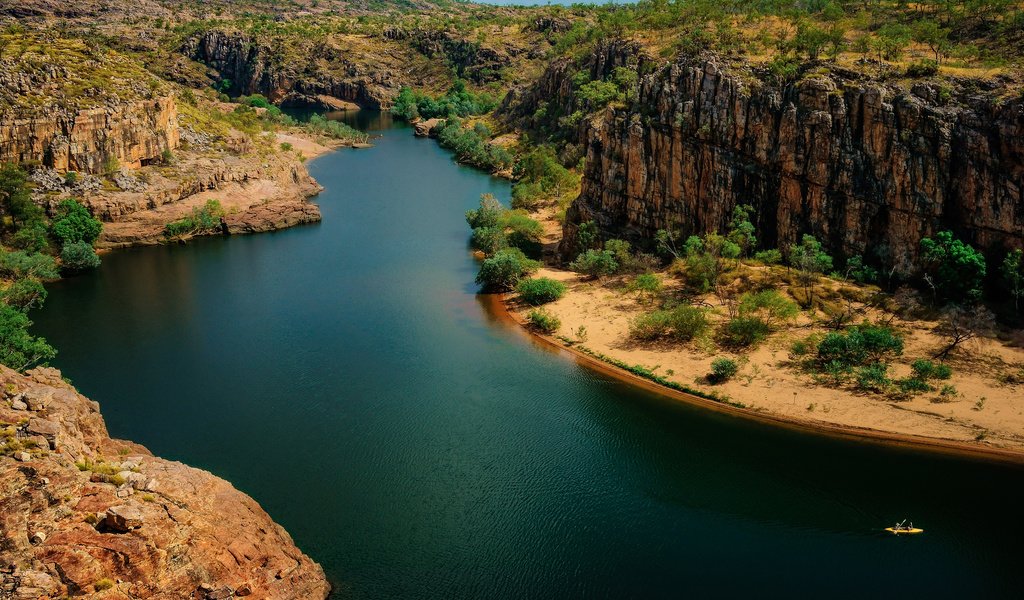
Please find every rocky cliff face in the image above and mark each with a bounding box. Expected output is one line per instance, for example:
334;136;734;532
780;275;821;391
0;96;179;175
0;366;330;599
510;44;1024;271
183;29;422;109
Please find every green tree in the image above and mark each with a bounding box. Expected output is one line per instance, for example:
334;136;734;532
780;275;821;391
0;163;43;227
465;194;505;230
569;249;618;279
60;241;101;272
919;231;986;303
476;248;538;292
51;199;102;246
789;235;833;305
1001;249;1024;313
738;290;799;329
911;20;948;64
0;304;56;371
1;278;46;312
726;204;757;258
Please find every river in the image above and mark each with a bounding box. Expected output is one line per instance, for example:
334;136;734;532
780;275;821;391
33;112;1024;598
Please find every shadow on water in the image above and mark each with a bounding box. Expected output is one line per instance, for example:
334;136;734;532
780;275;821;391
33;111;1024;599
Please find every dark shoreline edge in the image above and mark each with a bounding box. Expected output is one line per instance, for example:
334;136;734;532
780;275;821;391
486;293;1024;468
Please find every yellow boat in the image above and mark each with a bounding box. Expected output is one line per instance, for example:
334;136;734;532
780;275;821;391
885;526;924;535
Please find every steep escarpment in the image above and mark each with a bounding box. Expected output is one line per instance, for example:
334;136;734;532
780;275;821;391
0;96;179;174
183;29;450;109
0;366;330;599
510;44;1024;272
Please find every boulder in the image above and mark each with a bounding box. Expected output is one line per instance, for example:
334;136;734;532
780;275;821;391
104;505;144;532
413;118;442;137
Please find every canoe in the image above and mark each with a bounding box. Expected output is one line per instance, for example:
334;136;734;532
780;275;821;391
885;527;924;534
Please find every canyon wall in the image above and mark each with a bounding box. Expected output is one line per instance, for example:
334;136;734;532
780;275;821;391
183;30;408;109
0;366;330;599
0;96;178;174
508;43;1024;272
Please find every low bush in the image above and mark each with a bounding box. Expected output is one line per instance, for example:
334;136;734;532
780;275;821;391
0;250;59;280
164;200;225;238
816;325;903;367
709;358;739;383
628;273;662;303
718;316;771;348
754;249;782;264
476;248;538;291
668;305;709;341
630;311;672;341
516;277;566;305
527;308;561;333
60;241;101;272
855;363;890;392
569;249;618;279
911;359;952;380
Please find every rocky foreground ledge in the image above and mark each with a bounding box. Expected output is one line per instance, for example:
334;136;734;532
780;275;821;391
0;366;330;599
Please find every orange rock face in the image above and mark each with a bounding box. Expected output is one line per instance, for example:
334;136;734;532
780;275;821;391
0;367;330;599
507;43;1023;271
0;96;179;174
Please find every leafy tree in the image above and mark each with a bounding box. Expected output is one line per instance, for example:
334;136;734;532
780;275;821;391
875;24;912;61
843;255;878;284
919;231;986;303
789;234;833;305
60;241;101;272
726;204;757;257
1;278;46;312
0;304;56;371
11;219;49;253
1001;249;1024;313
476;248;538;291
51;199;102;246
0;250;58;280
792;22;831;60
466;194;505;230
683;233;739;294
0;163;43;227
911;20;948;64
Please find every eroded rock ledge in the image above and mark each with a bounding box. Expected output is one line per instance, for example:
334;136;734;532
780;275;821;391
0;366;331;599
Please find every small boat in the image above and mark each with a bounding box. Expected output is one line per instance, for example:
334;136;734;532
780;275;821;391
885;519;923;535
885;526;924;535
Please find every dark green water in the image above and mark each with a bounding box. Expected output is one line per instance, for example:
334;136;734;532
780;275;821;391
33;113;1024;599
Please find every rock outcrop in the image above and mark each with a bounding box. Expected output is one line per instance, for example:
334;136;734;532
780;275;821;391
182;29;440;110
507;43;1024;271
0;96;179;174
0;366;330;599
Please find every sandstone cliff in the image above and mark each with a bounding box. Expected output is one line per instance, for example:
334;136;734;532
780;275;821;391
0;366;331;599
182;29;449;110
505;43;1024;272
0;96;178;175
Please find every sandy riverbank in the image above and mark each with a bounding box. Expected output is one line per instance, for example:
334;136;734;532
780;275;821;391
502;267;1024;464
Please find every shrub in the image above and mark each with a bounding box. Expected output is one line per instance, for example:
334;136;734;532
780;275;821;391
719;316;771;348
920;231;986;303
280;142;293;151
527;308;561;333
94;578;115;592
709;358;739;383
470;226;507;255
628;273;662;302
11;220;49;253
2;278;46;311
630;311;672;341
51;199;102;246
816;325;903;367
476;248;538;291
516;277;566;305
738;289;799;328
855;363;890;392
0;251;58;280
60;241;101;272
570;249;618;279
465;194;504;229
898;377;932;393
0;304;56;371
667;305;709;341
754;249;782;264
911;359;952;381
164;200;225;237
905;60;939;77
